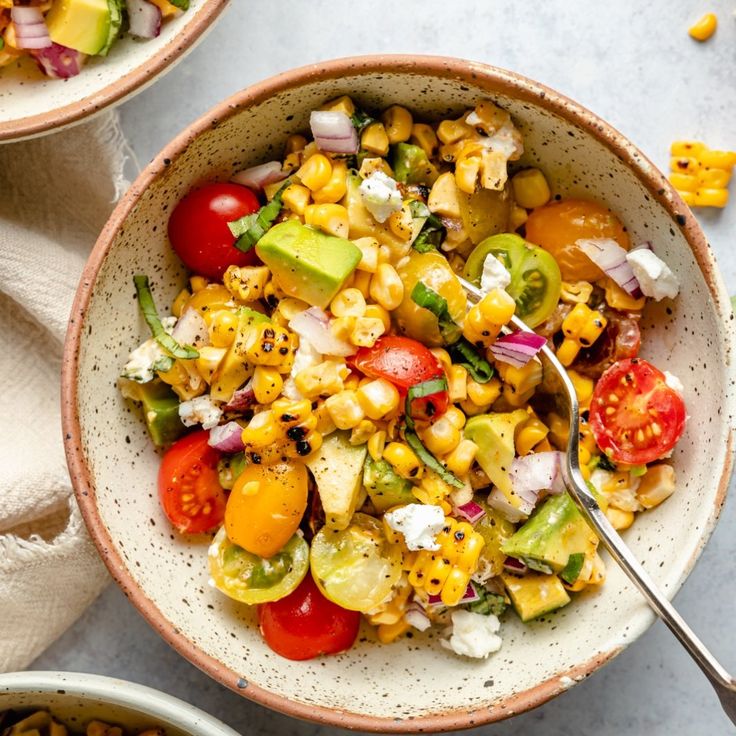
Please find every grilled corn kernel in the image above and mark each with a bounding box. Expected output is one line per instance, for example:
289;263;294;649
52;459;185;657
295;359;348;399
496;360;543;405
370;263;404;311
350;316;386;347
284;134;308;155
377;618;411;644
361;121;390;156
357;378;401;420
353;236;380;273
509;204;528;231
447;364;468;402
320;95;355;116
462;289;516;348
364;304;391;332
429;348;452;371
275;297;308;323
444;439;478;477
350;419;377;446
671;140;705;157
383;442;423;479
454;155;481;194
511;168;551;209
437;117;473;145
297;153;333;191
331;287;366;318
636;464;676;509
560;280;593;305
352;269;373;299
189;275;208;292
312;159;348;204
314;403;337;435
208;309;239;347
388;203;414;241
410;123;438;157
172;288;191;318
330;316;356;341
606;506;635;531
602;277;646;311
515;413;549;456
419;416;462;457
670;156;700;175
427;171;462;219
381;105;413;144
688;12;717;41
325;390;366;430
223;265;270;303
251;366;283;404
367;429;387;461
241;410;283;449
194;346;227;384
243;323;297;369
558;303;607;366
263;278;286;308
700;149;736;169
282;183;311;214
698;168;731;188
358;156;394;179
467;377;502;407
304;203;350;238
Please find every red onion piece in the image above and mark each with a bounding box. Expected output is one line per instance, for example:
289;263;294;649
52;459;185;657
453;500;486;524
289;307;355;356
428;583;479;608
510;451;565;497
231;161;288;192
11;6;51;49
126;0;162;39
32;43;85;79
503;556;528;575
488;487;534;522
309;111;358;154
171;308;209;348
490;330;546;368
577;238;642;298
208;422;244;453
405;603;431;632
224;380;255;412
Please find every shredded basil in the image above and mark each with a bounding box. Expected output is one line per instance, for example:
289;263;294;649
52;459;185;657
351;109;375;134
467;589;507;616
167;0;189;7
447;338;494;383
559;552;586;584
134;275;199;360
405;429;464;488
410;282;462;344
596;454;617;472
0;38;4;51
228;179;290;252
410;202;445;254
405;377;449;429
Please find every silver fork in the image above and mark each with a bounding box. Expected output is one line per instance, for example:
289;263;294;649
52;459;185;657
459;276;736;724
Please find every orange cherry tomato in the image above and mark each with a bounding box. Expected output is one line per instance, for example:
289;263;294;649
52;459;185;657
524;199;630;281
225;461;308;558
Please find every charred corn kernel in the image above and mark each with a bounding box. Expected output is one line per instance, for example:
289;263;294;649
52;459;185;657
241;410;283;449
365;304;391;332
331;287;366;318
377;618;411;644
223;265;270;302
353;236;380;273
670;156;700;174
361;122;390;156
467;377;502;407
495;361;543;406
243;323;297;369
189;275;208;292
410;123;438;157
263;179;285;201
263;279;286;308
455;155;481;194
172;288;191;318
252;365;284;404
284;134;308;155
359;156;394;178
420;415;462;456
368;429;387;461
511;168;551;209
547;412;569;449
330;316;356;341
356;378;401;420
383;441;423;479
463;290;515;348
437;117;474;145
560;280;593;305
694;189;728;208
606;506;635;531
208;310;239;347
304;203;350;238
671;140;705;157
370;263;404;311
444;439;478;478
668;172;698;192
698;168;731;188
602;277;646;311
381;105;413;144
297;153;333;191
314;403;337;435
352;269;373;299
447;364;468;402
558;303;607;366
509;204;528;231
429;348;452;371
325;390;366;430
413;472;453;507
688;12;717;41
350;316;386;347
294;359;348;399
350;419;376;446
282;183;311;214
636;464;676;509
312;159;348;204
388;203;414;241
194;346;227;384
515;413;549;456
669;142;735;208
444;406;466;430
427;171;462;219
320;95;355;116
273;398;315;426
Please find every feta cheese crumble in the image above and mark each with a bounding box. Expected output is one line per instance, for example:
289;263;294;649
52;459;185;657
664;371;684;395
480;254;512;293
626;249;679;301
359;171;403;223
440;610;503;658
384;504;445;551
121;339;168;383
179;394;222;430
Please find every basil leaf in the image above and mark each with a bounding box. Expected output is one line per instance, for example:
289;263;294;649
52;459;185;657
410;282;462;344
405;376;449;429
560;552;586;584
405;429;464;488
134;275;198;360
228;179;290;252
351;109;375;134
167;0;189;7
447;338;494;383
596;454;617;472
411;207;445;254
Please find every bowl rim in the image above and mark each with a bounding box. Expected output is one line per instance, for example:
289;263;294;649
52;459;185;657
61;53;736;733
0;0;229;143
0;670;241;735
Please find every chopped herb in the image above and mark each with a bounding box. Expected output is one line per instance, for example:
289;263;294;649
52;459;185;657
152;355;175;373
560;552;586;584
351;109;375;134
467;589;507;616
167;0;189;7
405;377;448;429
447;338;494;383
410;282;462;344
134;275;198;360
228;179;290;252
405;429;464;488
410;203;445;254
596;454;617;472
0;38;4;51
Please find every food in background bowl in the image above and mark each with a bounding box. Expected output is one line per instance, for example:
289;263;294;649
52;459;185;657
0;709;162;735
118;96;687;661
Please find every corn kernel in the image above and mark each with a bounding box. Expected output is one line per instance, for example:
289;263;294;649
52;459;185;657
368;430;387;461
437;117;473;145
381;105;413;144
294;359;347;399
558;303;607;366
285;134;308;155
670;141;705;157
420;415;462;456
320;95;355;116
693;189;728;208
606;506;635;531
312;160;348;204
325;390;366;430
304;203;350;238
636;464;676;509
208;310;239;347
567;369;595;409
314;403;337;435
172;288;191;318
223;265;270;303
357;378;401;420
560;280;593;305
410;123;438;157
467;377;502;407
511;168;552;209
365;304;391;332
602;277;646;311
252;366;284;404
194;346;227;384
515;413;549;456
189;275;208;293
427;171;462;219
509;204;528;231
297;153;333;191
370;264;404;311
455;155;480;194
353;236;380;273
670;156;700;174
352;269;373;299
361;122;390;156
668;172;698;192
377;619;411;644
282;183;311;215
688;12;717;41
429;348;452;371
330;316;356;341
699;149;736;169
331;287;366;318
698;168;731;188
383;441;423;479
444;439;478;477
447;364;468;402
387;204;414;241
350;316;386;347
444;406;466;430
350;419;376;446
358;156;394;179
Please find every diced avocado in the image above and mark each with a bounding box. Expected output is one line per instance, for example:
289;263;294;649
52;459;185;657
306;432;367;529
255;220;361;309
98;0;122;56
464;410;528;505
132;380;186;447
217;452;247;490
46;0;111;55
391;143;439;185
501;493;598;574
467;588;508;617
501;572;571;622
363;455;415;512
474;498;518;578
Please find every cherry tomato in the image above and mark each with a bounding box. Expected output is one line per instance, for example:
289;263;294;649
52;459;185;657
158;430;226;534
525;199;630;281
258;574;360;660
225;461;308;558
589;358;686;464
168;182;260;280
352;335;449;420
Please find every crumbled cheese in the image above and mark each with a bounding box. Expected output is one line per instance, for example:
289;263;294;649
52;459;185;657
440;610;503;658
480;254;512;293
121;338;167;383
281;335;322;400
384;504;445;551
161;316;177;334
179;395;222;430
359;171;403;223
664;371;684;395
626;249;679;301
589;468;642;512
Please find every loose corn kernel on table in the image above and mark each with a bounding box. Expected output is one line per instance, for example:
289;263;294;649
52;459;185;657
33;0;736;735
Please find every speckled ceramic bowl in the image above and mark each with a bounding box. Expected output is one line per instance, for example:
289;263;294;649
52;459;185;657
62;56;736;732
0;0;229;143
0;671;240;735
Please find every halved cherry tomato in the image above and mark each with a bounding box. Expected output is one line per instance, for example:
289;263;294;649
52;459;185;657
351;335;449;420
258;574;360;661
168;182;260;280
158;430;226;534
589;358;686;464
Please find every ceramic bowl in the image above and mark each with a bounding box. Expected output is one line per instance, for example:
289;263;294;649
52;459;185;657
0;671;240;735
0;0;229;143
62;55;736;732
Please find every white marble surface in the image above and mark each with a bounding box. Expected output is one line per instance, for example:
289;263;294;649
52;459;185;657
34;0;736;734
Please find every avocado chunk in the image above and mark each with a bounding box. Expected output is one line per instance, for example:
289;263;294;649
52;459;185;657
255;220;361;309
98;0;122;56
501;493;598;574
306;431;367;530
363;455;415;513
501;572;571;622
391;143;439;186
474;498;518;578
128;380;186;447
46;0;111;55
464;410;528;505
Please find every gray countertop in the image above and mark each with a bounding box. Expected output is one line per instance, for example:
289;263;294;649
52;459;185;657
33;0;736;733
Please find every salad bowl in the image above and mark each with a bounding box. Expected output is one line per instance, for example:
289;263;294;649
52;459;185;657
62;55;736;731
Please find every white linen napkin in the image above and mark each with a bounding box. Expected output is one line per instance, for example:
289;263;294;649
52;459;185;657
0;114;130;671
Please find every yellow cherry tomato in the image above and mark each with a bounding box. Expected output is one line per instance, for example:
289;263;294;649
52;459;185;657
225;461;308;558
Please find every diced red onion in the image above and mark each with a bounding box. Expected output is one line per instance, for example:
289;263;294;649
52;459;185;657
289;307;355;357
126;0;162;39
490;330;546;368
503;556;528;575
510;452;565;497
32;43;85;78
428;583;479;609
453;500;486;524
405;604;431;632
11;6;51;49
488;487;534;522
632;241;653;252
577;238;642;298
231;161;288;192
171;308;210;348
208;422;244;453
309;111;359;154
224;380;255;412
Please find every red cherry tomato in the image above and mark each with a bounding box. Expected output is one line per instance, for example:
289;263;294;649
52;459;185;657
168;182;260;280
158;430;226;534
258;574;360;661
351;336;449;421
589;358;686;465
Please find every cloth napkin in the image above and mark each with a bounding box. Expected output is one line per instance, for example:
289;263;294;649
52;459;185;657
0;113;131;671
